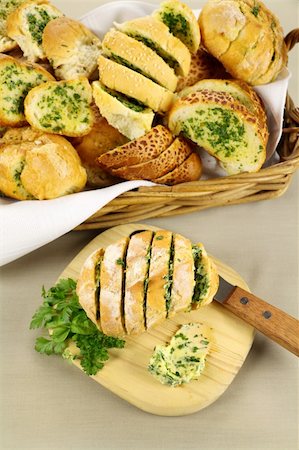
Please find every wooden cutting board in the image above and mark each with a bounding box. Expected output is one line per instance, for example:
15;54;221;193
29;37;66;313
60;223;254;416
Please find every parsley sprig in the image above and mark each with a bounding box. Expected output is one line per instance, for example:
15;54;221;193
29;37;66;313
30;278;125;375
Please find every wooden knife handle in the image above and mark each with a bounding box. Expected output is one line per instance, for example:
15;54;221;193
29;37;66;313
223;286;299;356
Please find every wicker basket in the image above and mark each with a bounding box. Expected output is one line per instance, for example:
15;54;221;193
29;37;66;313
77;29;299;230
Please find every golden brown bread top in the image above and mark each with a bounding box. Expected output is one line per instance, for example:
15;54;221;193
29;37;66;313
0;130;87;200
199;0;287;85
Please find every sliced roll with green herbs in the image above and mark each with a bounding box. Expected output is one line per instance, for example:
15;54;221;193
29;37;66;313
77;229;219;337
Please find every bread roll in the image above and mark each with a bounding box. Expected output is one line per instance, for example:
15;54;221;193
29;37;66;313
115;16;191;77
101;29;178;92
168;89;267;174
6;0;63;62
98;55;175;113
71;109;128;188
42;17;101;80
0;0;27;52
0;54;54;127
76;229;219;337
92;81;155;140
153;0;200;54
199;0;287;85
0;130;87;200
24;77;94;137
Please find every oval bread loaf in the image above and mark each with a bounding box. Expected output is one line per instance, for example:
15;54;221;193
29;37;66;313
77;229;219;337
199;0;287;85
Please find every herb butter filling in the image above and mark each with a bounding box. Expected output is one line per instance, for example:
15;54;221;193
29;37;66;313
95;256;103;321
126;33;179;71
164;234;174;317
143;232;154;329
107;53;160;85
101;85;147;113
192;245;209;305
27;8;60;45
159;11;192;47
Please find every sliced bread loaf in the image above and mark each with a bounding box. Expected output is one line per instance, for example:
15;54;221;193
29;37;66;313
0;0;27;52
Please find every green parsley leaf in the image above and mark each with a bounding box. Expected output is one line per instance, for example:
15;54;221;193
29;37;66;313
30;278;126;375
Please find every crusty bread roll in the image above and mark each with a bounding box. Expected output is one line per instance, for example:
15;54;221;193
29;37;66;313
97;125;202;185
0;54;54;127
178;78;268;145
42;17;101;80
114;16;191;77
0;129;87;200
98;55;175;113
0;0;27;52
6;0;63;62
176;47;229;92
77;229;219;337
98;125;174;169
24;77;94;137
102;29;178;92
168;89;267;175
92;81;155;140
199;0;287;85
153;0;200;54
71;108;128;188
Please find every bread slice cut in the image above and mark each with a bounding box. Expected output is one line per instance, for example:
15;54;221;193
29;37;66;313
168;233;195;317
24;77;94;137
76;248;105;328
124;230;154;335
99;237;129;337
110;137;192;180
146;230;173;329
92;81;154;140
98;125;174;170
114;16;191;77
0;0;27;52
153;152;202;185
98;55;174;113
192;243;219;308
178;78;268;145
168;90;266;174
153;0;200;54
42;17;101;80
7;0;63;62
102;29;177;92
0;55;54;127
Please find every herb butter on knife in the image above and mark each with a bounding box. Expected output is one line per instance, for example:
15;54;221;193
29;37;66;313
148;323;211;386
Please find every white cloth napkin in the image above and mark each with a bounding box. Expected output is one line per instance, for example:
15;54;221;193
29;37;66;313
0;1;290;266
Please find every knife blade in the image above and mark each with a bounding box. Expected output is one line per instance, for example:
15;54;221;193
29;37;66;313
214;276;299;357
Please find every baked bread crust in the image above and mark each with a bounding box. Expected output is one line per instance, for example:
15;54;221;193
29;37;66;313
97;125;174;169
0;54;54;127
0;130;87;200
98;55;175;113
199;0;287;85
92;81;155;140
24;77;94;137
115;16;191;77
153;152;202;185
6;0;63;62
42;17;101;80
168;89;267;174
102;29;178;92
124;230;153;335
153;0;201;54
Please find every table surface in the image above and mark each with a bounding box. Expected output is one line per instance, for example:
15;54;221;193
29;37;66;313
0;1;298;450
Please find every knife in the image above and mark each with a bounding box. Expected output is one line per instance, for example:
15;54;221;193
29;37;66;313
214;276;299;356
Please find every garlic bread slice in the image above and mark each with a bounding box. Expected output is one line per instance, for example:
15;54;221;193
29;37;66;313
0;0;27;52
124;231;154;335
99;237;129;337
192;243;219;308
24;77;94;137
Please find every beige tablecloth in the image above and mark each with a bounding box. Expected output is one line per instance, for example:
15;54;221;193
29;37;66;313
0;1;298;449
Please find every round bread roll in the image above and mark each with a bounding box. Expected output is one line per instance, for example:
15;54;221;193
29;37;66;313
71;110;128;188
199;0;287;85
0;130;87;200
